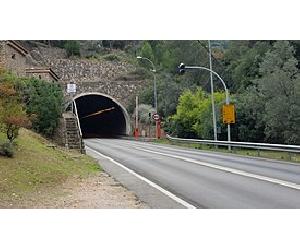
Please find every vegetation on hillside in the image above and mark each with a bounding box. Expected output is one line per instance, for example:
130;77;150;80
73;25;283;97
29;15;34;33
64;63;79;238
17;78;64;137
0;128;99;206
0;72;30;144
64;40;81;57
29;40;300;144
0;69;64;157
129;40;300;144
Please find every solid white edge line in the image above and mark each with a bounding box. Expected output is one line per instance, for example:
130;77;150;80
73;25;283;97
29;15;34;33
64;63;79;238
136;147;300;191
85;146;197;209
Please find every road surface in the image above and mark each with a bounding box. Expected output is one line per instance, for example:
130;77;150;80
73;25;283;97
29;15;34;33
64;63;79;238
85;138;300;208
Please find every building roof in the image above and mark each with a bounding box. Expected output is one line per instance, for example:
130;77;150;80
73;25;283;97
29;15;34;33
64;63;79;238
7;41;29;56
25;67;60;81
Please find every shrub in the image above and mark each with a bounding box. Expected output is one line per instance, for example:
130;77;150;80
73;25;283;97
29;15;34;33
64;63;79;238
3;115;31;142
0;142;14;157
102;54;121;62
19;78;64;138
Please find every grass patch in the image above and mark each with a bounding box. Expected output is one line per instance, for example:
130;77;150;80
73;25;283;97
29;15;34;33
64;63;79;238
101;54;122;62
154;139;300;163
116;67;152;81
0;129;100;203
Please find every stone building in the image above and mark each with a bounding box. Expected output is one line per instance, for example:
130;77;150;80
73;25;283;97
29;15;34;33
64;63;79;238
0;40;29;77
25;67;59;82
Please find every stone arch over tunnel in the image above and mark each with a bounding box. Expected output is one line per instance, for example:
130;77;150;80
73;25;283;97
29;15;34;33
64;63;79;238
73;93;130;138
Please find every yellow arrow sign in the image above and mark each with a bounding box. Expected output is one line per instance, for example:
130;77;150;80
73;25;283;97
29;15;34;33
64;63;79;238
81;107;115;119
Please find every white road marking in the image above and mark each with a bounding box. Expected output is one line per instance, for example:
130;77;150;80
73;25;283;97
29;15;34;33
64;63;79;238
85;146;197;209
136;147;300;191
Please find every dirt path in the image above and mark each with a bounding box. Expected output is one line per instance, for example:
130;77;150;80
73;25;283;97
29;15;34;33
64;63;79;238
1;172;149;209
55;172;149;209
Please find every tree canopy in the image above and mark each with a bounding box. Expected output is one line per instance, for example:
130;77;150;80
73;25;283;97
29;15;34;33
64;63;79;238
130;40;300;144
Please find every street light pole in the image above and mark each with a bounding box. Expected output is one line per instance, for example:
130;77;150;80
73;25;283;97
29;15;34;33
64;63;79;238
137;56;160;139
153;71;157;113
208;40;218;141
179;64;231;150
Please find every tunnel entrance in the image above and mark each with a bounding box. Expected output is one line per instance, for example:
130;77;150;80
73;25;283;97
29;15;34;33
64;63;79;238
74;93;130;138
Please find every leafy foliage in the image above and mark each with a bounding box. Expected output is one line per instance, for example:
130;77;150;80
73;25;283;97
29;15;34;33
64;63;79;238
64;41;80;57
223;41;272;92
171;88;226;139
254;41;300;144
19;78;64;138
4;40;300;145
50;40;300;145
0;142;14;157
0;79;30;143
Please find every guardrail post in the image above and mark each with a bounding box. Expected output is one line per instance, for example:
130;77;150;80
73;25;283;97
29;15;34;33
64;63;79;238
288;152;292;161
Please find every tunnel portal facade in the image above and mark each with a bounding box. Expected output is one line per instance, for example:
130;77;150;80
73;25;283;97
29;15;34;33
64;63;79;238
72;92;131;138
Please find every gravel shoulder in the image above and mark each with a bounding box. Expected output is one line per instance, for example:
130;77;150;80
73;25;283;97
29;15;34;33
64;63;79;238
1;171;149;209
55;172;149;209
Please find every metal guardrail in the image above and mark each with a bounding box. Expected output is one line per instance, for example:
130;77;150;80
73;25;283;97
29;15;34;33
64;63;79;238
166;134;300;154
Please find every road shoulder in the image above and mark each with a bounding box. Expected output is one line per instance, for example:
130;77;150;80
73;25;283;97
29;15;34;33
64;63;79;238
86;146;188;209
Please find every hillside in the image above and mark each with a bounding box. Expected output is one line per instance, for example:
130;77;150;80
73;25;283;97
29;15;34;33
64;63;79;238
0;129;146;208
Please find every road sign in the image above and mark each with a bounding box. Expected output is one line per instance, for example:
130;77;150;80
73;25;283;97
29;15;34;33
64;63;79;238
67;83;76;93
152;113;160;121
222;104;235;124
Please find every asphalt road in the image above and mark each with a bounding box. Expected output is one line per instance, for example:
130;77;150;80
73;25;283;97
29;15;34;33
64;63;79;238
85;138;300;209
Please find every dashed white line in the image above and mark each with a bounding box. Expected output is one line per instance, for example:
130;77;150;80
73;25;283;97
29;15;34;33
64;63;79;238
135;147;300;191
85;146;197;209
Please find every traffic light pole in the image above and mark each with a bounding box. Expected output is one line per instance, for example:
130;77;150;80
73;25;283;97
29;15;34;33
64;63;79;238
181;65;231;150
135;95;139;139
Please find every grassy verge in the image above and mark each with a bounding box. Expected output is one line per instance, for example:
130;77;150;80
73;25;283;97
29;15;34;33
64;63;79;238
154;139;300;163
0;129;100;205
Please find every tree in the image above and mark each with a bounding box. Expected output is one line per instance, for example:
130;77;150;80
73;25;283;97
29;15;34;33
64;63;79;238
223;41;272;92
139;41;154;63
171;88;226;139
0;82;30;142
64;41;80;57
193;92;226;140
20;78;64;137
255;41;300;144
234;87;266;142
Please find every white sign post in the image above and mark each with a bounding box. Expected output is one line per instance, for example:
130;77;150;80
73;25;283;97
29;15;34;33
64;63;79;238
67;83;76;93
67;83;76;113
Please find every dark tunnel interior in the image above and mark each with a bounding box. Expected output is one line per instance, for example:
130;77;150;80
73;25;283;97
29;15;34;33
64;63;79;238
75;94;128;138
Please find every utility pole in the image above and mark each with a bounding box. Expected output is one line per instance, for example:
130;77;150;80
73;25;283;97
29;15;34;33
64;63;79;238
135;95;139;139
208;40;218;141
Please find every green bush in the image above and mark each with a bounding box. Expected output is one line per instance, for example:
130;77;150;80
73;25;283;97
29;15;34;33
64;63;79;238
102;54;121;62
0;142;14;157
19;78;64;138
